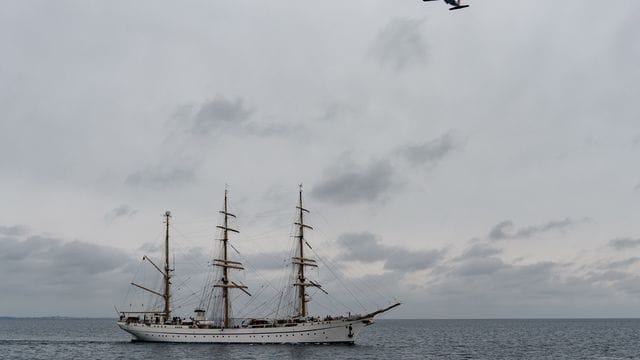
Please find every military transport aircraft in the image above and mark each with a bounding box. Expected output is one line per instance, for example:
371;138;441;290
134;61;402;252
423;0;469;10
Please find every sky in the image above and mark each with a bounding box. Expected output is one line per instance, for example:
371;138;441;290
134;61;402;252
1;0;640;318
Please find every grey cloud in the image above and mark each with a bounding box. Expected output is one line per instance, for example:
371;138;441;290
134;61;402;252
336;232;387;262
0;229;136;316
602;257;640;269
336;231;442;272
137;242;162;253
458;242;503;260
421;238;640;317
613;275;640;295
429;258;600;308
370;18;427;71
608;237;640;250
312;160;396;204
386;250;442;272
187;97;300;138
192;97;252;135
446;241;507;277
489;218;589;241
488;220;516;240
311;131;461;206
587;270;631;283
0;235;130;276
242;121;304;137
241;251;290;271
104;204;137;223
318;102;359;123
125;164;196;188
399;131;458;167
454;257;508;277
0;225;29;236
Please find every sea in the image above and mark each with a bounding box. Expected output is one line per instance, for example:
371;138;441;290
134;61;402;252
1;318;639;359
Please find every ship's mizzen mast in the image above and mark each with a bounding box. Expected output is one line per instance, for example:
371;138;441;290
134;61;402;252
213;190;250;328
293;184;322;318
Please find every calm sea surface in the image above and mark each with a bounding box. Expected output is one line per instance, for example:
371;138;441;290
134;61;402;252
1;318;639;359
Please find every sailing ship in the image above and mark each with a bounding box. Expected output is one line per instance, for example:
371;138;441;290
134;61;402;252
117;187;400;343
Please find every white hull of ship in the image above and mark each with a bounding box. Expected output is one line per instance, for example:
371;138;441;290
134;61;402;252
118;318;371;344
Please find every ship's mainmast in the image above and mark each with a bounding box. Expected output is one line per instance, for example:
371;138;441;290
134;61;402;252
293;185;323;318
213;190;250;328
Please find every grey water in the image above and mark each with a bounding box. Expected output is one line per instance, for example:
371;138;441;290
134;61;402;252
1;318;639;359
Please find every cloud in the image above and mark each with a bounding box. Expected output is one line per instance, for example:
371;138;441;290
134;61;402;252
608;237;640;250
453;257;508;277
104;204;137;223
457;242;503;260
317;102;359;123
240;251;290;271
192;97;252;135
0;227;134;315
124;163;196;188
312;160;396;205
413;236;640;317
185;97;301;138
602;257;640;269
137;242;162;253
587;270;631;283
427;251;613;317
398;131;459;167
488;218;590;241
310;131;461;206
0;235;130;277
0;225;29;236
336;231;442;272
242;121;304;137
370;17;428;71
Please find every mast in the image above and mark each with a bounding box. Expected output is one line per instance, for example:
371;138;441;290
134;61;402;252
163;211;172;321
293;184;322;318
130;211;174;321
213;190;249;328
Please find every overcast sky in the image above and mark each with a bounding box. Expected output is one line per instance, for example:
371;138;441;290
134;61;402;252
1;0;640;318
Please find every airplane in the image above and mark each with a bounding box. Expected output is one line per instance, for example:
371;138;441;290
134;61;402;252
423;0;469;10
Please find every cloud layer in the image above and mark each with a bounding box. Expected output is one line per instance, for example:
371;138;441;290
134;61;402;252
0;226;133;316
336;231;443;272
312;131;460;204
489;218;590;241
312;160;395;204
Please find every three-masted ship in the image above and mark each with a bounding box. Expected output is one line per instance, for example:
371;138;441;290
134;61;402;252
117;187;399;343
